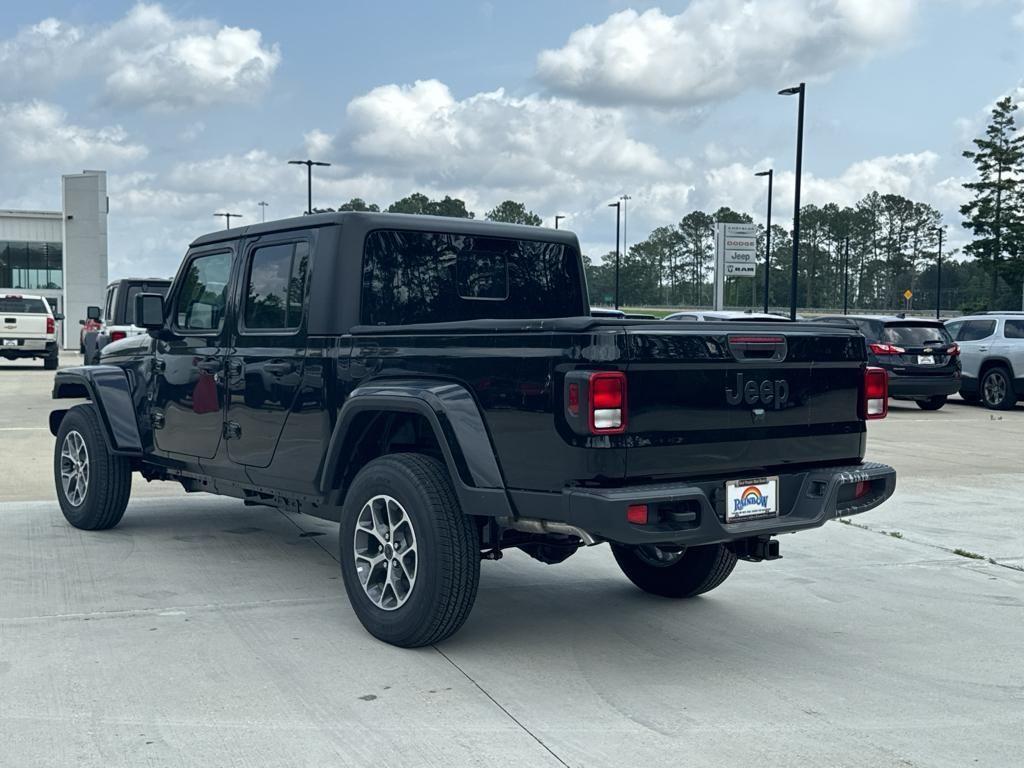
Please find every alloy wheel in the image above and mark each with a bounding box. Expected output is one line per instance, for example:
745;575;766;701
60;430;90;507
353;495;418;611
984;371;1008;406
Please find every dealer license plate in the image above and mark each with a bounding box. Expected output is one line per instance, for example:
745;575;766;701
725;476;779;523
918;355;935;365
2;339;18;347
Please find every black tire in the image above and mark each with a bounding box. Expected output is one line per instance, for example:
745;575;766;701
916;395;946;411
338;454;480;647
611;542;737;598
981;365;1015;410
44;352;58;370
53;405;131;530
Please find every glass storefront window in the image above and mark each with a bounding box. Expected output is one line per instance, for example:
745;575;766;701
0;240;63;289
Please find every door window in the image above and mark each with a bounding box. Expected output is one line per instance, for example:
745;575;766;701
242;241;309;331
1003;319;1024;339
104;286;116;323
174;251;232;332
953;320;996;342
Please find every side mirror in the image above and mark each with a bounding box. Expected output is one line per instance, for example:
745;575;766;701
136;293;165;331
53;312;65;321
79;319;86;326
86;305;101;321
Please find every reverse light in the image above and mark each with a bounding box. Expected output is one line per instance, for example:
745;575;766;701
46;317;55;335
864;366;888;420
868;342;904;356
589;372;627;434
110;330;127;342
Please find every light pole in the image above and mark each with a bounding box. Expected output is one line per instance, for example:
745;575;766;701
779;82;805;320
620;194;632;262
609;201;621;309
936;226;944;320
755;169;773;313
214;212;242;229
554;215;565;229
287;159;331;215
258;200;269;223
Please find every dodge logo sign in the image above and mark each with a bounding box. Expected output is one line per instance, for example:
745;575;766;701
725;373;789;410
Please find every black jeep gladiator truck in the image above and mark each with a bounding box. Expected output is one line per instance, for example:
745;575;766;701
49;212;896;647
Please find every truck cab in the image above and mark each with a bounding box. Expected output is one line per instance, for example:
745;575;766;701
82;277;172;364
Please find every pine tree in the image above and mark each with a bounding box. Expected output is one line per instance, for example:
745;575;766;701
961;96;1024;306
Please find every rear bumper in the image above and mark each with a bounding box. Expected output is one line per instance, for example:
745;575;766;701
1;339;56;356
510;462;896;546
887;373;959;398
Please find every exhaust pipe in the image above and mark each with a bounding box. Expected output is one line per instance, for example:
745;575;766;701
497;517;598;546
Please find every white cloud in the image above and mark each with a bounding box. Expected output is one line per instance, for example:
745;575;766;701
0;3;281;110
0;100;147;166
537;1;918;107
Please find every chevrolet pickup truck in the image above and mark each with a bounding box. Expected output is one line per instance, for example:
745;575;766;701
49;212;896;647
1;293;62;369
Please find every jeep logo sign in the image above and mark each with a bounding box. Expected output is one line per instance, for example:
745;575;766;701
725;373;789;410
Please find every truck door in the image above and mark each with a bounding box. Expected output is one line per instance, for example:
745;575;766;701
223;236;310;467
152;248;233;459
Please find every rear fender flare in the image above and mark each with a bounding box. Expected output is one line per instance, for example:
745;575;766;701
50;366;143;455
320;380;511;518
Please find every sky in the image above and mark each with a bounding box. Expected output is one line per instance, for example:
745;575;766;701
0;0;1022;279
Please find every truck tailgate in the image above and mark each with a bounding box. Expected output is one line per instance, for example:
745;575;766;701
624;323;866;481
1;313;49;339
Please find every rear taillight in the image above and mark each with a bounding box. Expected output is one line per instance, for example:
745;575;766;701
110;330;127;342
46;317;55;334
868;342;904;356
589;372;627;433
947;344;960;357
864;366;888;420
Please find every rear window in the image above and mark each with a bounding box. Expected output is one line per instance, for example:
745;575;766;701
0;297;48;314
124;283;170;325
360;230;586;325
1004;319;1024;339
953;320;996;342
882;324;951;346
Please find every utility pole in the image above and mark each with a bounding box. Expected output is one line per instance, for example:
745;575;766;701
936;226;944;320
620;194;631;263
554;215;565;229
288;159;331;215
755;169;773;313
258;201;269;223
779;82;806;320
609;201;622;309
214;212;242;229
843;236;850;315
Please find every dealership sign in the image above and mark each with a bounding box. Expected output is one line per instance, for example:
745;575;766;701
717;223;757;277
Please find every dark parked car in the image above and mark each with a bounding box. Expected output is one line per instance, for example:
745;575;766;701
815;315;960;410
49;212;895;647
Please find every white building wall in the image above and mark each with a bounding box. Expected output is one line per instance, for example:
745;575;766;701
62;171;108;349
0;212;62;243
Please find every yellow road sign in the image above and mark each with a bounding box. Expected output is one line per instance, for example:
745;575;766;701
903;289;913;300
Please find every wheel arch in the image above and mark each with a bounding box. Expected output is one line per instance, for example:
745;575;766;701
50;366;143;455
320;379;512;518
979;356;1015;379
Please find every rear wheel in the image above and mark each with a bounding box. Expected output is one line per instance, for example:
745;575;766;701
611;542;737;598
916;395;946;411
338;454;480;647
44;350;58;370
53;405;131;530
981;365;1015;410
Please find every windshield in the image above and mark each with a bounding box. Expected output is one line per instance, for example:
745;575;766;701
883;324;951;346
0;297;48;314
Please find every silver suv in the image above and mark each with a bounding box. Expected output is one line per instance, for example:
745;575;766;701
945;313;1024;410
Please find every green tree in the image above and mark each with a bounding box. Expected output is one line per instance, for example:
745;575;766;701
387;193;475;218
338;198;380;212
485;200;542;226
961;96;1024;305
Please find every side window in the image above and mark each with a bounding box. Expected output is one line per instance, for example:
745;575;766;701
104;286;116;323
1004;319;1024;339
242;241;309;331
956;320;996;342
174;251;232;332
944;321;962;341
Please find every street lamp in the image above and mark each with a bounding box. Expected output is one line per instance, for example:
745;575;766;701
755;169;773;313
936;226;944;320
214;212;242;229
609;201;621;309
554;215;565;229
288;159;331;215
258;200;269;223
778;82;806;320
843;236;850;315
620;194;632;263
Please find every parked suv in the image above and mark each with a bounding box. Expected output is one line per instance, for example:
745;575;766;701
1;293;63;369
815;315;960;410
945;312;1024;410
83;278;172;364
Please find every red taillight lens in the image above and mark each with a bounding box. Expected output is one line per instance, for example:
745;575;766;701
864;366;888;420
567;383;580;416
626;504;648;525
589;371;626;434
947;344;960;357
854;481;871;499
46;317;55;334
110;330;127;342
869;342;904;356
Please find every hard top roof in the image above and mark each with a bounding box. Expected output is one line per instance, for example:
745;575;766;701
189;211;579;248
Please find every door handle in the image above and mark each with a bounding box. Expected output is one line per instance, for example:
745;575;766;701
264;361;295;376
978;346;989;352
196;359;222;374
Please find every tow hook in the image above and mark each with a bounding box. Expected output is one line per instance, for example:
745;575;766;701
734;536;782;562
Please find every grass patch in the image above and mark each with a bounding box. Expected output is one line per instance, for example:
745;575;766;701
953;548;985;560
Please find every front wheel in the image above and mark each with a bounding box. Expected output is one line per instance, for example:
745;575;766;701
611;542;737;598
53;405;131;530
981;366;1015;410
916;395;946;411
338;454;480;647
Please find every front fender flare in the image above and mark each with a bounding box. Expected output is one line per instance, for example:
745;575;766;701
50;366;143;455
320;379;511;518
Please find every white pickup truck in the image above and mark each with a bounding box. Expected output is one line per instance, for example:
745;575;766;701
0;293;62;369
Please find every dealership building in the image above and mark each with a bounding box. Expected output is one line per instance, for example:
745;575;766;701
0;170;108;349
